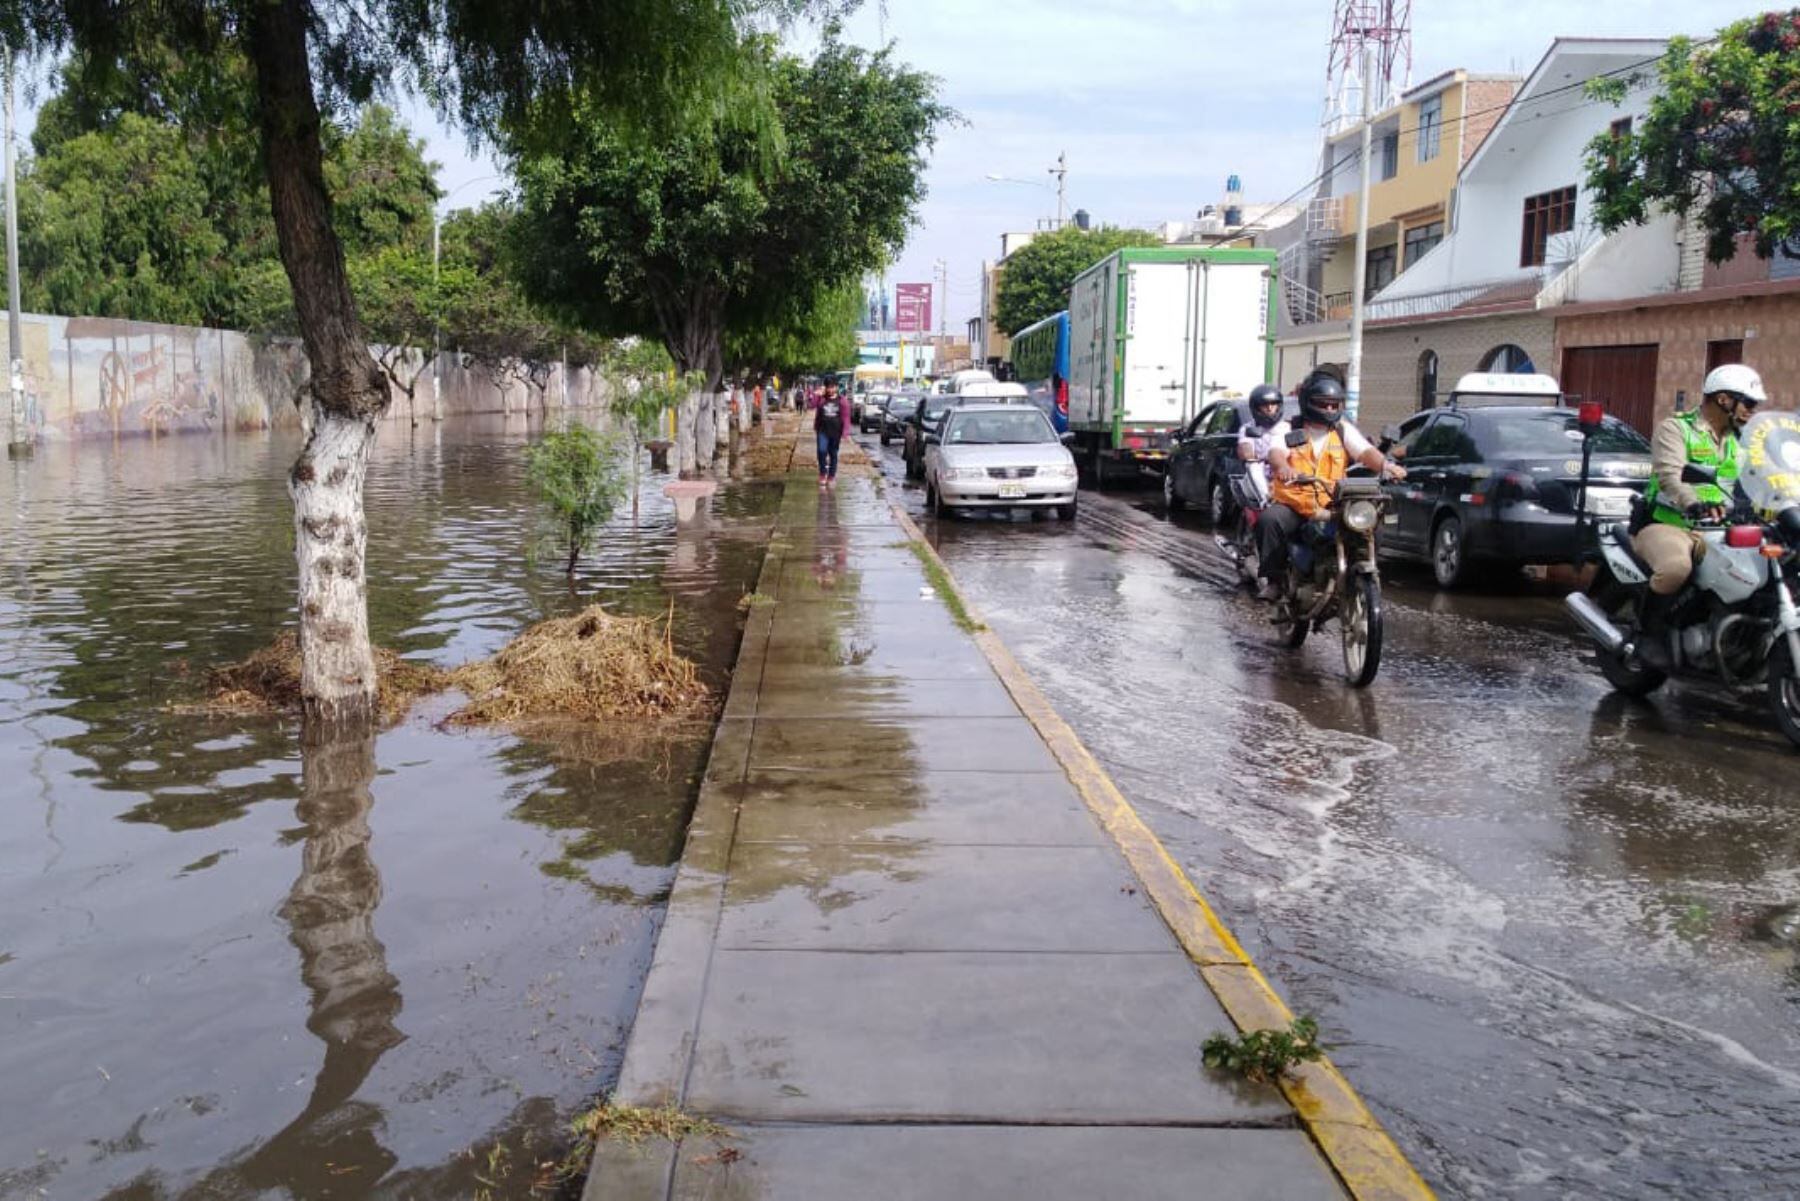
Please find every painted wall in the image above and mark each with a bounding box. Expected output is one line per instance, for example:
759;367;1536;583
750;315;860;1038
1359;311;1556;430
3;310;608;444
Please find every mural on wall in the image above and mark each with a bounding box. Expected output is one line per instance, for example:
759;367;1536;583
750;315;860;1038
7;308;608;444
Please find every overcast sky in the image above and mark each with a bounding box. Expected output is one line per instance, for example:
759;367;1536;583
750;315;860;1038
30;1;1759;335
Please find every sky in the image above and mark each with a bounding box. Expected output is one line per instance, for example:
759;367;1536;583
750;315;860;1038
18;1;1769;334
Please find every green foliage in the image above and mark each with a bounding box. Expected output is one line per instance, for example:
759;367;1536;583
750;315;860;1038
604;341;691;443
511;34;950;382
1585;12;1800;262
526;427;628;573
994;225;1162;337
726;276;863;377
1201;1017;1324;1085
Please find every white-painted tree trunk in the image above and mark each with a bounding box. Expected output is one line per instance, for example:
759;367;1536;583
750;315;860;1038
677;388;702;476
696;390;718;465
290;411;379;732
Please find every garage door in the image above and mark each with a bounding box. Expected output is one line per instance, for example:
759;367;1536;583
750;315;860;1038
1560;344;1659;435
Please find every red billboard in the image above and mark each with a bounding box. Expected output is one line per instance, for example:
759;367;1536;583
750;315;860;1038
895;282;932;334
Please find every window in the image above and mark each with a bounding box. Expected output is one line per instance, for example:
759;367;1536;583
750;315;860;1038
1393;413;1435;458
1380;132;1399;181
1706;338;1743;372
1417;95;1443;162
1366;244;1397;298
1403;221;1444;267
1478;344;1536;374
1520;186;1576;267
1609;116;1633;140
1205;404;1240;436
1411;413;1470;460
1417;350;1440;410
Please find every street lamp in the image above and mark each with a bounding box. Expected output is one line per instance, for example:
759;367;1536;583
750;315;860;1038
984;151;1066;227
433;173;504;422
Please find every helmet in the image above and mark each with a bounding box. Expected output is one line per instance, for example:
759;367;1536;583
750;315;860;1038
1703;363;1766;406
1247;383;1284;429
1298;374;1347;428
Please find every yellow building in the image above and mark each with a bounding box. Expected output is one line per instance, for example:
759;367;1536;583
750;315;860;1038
1273;69;1520;388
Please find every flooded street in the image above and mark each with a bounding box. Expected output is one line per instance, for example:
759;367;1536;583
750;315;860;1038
870;434;1800;1198
0;418;774;1199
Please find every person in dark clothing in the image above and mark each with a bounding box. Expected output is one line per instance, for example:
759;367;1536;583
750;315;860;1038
812;379;850;487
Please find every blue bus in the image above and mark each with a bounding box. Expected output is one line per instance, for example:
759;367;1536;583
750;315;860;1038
1009;311;1070;433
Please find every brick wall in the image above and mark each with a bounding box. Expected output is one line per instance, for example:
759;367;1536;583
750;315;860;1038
1357;311;1555;429
1555;291;1800;425
1460;80;1521;165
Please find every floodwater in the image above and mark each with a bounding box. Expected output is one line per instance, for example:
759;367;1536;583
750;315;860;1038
0;416;776;1199
870;435;1800;1199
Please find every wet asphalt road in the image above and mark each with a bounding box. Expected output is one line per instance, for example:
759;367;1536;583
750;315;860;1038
862;432;1800;1199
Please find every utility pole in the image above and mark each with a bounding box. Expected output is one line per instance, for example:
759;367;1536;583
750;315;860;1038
1345;41;1375;425
933;259;947;339
1049;151;1067;228
5;49;28;460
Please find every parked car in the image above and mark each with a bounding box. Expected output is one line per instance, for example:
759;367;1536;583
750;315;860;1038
923;402;1079;520
881;393;923;445
1164;396;1299;521
904;394;960;479
859;390;894;433
1379;401;1652;587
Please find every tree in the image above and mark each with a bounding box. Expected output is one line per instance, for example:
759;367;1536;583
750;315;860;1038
993;225;1161;337
7;0;806;734
1586;12;1800;262
726;275;862;380
511;34;949;473
526;427;628;575
603;340;691;519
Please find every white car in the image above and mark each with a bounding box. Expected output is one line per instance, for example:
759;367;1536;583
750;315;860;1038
924;402;1079;521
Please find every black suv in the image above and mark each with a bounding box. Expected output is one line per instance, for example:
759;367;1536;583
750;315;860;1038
1380;405;1652;587
903;395;959;479
1164;396;1298;521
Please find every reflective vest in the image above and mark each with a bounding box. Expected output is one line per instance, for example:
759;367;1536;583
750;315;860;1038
1644;409;1739;527
1271;428;1349;519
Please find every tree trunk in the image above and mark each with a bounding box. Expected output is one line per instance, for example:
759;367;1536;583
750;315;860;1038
248;0;390;736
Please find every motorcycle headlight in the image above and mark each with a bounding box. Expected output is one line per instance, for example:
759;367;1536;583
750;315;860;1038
1343;499;1379;533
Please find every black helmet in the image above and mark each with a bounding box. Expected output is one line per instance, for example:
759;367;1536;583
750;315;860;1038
1298;375;1347;428
1247;384;1283;429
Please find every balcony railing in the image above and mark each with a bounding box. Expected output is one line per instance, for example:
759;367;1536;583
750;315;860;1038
1364;271;1547;322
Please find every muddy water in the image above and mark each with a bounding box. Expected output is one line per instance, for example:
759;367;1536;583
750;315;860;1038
869;437;1800;1199
0;417;776;1199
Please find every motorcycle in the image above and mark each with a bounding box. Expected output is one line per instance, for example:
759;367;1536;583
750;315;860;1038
1566;410;1800;747
1215;470;1267;586
1270;470;1391;688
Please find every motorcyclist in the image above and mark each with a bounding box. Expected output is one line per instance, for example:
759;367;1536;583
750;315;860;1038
1631;363;1765;667
1236;384;1287;505
1255;374;1405;601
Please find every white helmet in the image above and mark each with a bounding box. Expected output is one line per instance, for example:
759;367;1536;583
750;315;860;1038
1702;363;1767;404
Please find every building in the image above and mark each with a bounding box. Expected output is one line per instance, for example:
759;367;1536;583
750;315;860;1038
1357;38;1706;432
1268;67;1522;390
972;231;1039;371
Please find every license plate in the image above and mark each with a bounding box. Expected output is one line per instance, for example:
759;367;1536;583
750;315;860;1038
998;484;1026;499
1590;493;1632;517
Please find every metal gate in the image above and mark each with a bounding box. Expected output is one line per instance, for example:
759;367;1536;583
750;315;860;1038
1560;344;1660;434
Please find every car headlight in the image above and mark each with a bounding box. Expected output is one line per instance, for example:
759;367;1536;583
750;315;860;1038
1343;498;1379;533
943;467;984;482
1043;463;1078;480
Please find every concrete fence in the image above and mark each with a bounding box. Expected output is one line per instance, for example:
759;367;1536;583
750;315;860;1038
4;310;610;443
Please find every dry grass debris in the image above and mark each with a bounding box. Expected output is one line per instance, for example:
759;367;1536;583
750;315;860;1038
448;604;710;724
191;631;449;722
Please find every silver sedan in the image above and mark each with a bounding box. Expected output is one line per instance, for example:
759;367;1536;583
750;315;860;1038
923;403;1079;521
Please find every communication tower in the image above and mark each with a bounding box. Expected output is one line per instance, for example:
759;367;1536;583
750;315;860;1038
1323;0;1412;134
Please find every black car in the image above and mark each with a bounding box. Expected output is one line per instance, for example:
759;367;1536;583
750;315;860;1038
881;393;923;445
904;394;959;479
1380;404;1653;587
1164;396;1299;521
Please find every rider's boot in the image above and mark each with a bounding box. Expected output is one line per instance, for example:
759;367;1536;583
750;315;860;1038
1634;590;1676;672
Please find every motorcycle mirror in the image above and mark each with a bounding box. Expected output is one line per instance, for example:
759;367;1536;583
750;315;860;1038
1284;430;1308;449
1680;463;1718;485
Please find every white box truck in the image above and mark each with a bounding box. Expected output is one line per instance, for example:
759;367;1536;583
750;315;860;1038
1067;246;1278;481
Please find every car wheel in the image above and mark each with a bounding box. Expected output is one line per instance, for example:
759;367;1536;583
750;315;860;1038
1057;498;1078;521
1208;477;1231;527
931;481;953;520
1431;514;1471;589
1163;470;1184;511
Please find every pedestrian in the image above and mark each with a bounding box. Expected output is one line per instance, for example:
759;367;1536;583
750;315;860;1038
813;378;849;487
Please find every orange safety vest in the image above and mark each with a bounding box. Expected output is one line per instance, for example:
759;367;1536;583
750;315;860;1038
1270;428;1349;519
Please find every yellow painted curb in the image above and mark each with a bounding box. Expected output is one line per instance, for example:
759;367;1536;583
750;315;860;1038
884;498;1435;1201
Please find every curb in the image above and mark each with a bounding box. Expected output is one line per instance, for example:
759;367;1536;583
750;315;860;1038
880;489;1435;1201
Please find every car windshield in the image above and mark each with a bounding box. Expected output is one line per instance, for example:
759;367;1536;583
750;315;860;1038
946;410;1056;445
1475;409;1650;456
890;397;922;414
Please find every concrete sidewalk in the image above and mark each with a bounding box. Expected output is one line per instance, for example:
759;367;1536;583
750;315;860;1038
587;437;1425;1200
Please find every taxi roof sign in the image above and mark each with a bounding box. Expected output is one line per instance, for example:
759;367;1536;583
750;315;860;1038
1449;372;1563;399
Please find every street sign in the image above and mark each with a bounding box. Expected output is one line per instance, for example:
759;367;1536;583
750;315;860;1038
895;283;931;334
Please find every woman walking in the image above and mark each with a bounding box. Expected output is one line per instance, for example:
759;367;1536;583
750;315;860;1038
812;378;849;487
